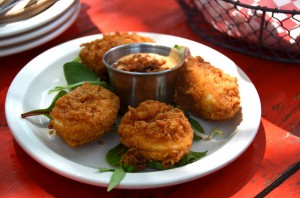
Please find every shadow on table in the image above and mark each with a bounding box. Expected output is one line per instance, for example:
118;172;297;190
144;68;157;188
13;139;178;197
13;121;266;198
162;121;266;198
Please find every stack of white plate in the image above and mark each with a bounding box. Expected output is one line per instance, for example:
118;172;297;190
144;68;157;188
0;0;80;57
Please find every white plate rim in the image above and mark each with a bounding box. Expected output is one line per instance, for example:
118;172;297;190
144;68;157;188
5;32;261;189
0;2;80;57
0;0;75;38
0;0;79;47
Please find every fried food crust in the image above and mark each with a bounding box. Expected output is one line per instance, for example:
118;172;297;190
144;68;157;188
118;100;193;169
175;56;240;120
79;32;154;80
49;83;120;147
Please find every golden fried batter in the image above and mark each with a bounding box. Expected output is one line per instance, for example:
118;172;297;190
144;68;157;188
118;100;193;170
79;32;154;80
49;83;120;147
175;56;240;120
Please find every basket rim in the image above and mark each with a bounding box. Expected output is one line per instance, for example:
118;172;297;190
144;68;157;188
219;0;300;14
177;0;300;63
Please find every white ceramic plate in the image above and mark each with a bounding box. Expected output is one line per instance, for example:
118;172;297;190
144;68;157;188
0;2;80;57
0;0;75;38
5;33;261;189
0;0;79;47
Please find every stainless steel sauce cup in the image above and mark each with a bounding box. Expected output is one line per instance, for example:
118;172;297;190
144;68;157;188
103;43;185;112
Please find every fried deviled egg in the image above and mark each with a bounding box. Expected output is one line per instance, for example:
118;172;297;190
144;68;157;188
175;56;240;120
118;100;193;170
49;83;120;147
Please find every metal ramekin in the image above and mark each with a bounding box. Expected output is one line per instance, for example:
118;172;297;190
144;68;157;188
103;43;185;112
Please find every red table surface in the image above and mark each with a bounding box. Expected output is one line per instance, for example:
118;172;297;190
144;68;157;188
0;0;299;197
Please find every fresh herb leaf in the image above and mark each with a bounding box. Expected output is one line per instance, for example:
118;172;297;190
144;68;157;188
184;111;223;140
99;167;127;192
21;90;67;118
64;62;99;86
103;143;207;191
193;133;203;141
49;62;112;93
99;145;135;192
176;151;207;166
48;78;110;93
107;167;126;192
184;111;206;140
194;127;223;140
99;168;115;172
147;150;207;170
188;116;205;134
122;164;137;172
208;127;223;139
106;143;128;166
147;161;172;170
73;56;81;63
173;44;191;57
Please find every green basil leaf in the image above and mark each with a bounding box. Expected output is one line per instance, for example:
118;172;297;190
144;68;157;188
99;168;115;172
188;116;204;134
48;78;109;94
193;128;223;141
47;90;68;110
63;62;99;86
184;111;205;141
107;167;126;192
73;56;81;63
147;161;173;170
209;128;223;139
176;151;207;167
106;143;128;166
193;133;203;141
146;150;207;170
122;164;137;173
46;61;113;93
173;44;191;57
21;90;67;118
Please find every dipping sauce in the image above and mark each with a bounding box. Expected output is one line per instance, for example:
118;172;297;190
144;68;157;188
103;43;185;112
112;52;181;72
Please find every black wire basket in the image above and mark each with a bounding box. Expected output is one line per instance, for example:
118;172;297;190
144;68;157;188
177;0;300;63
